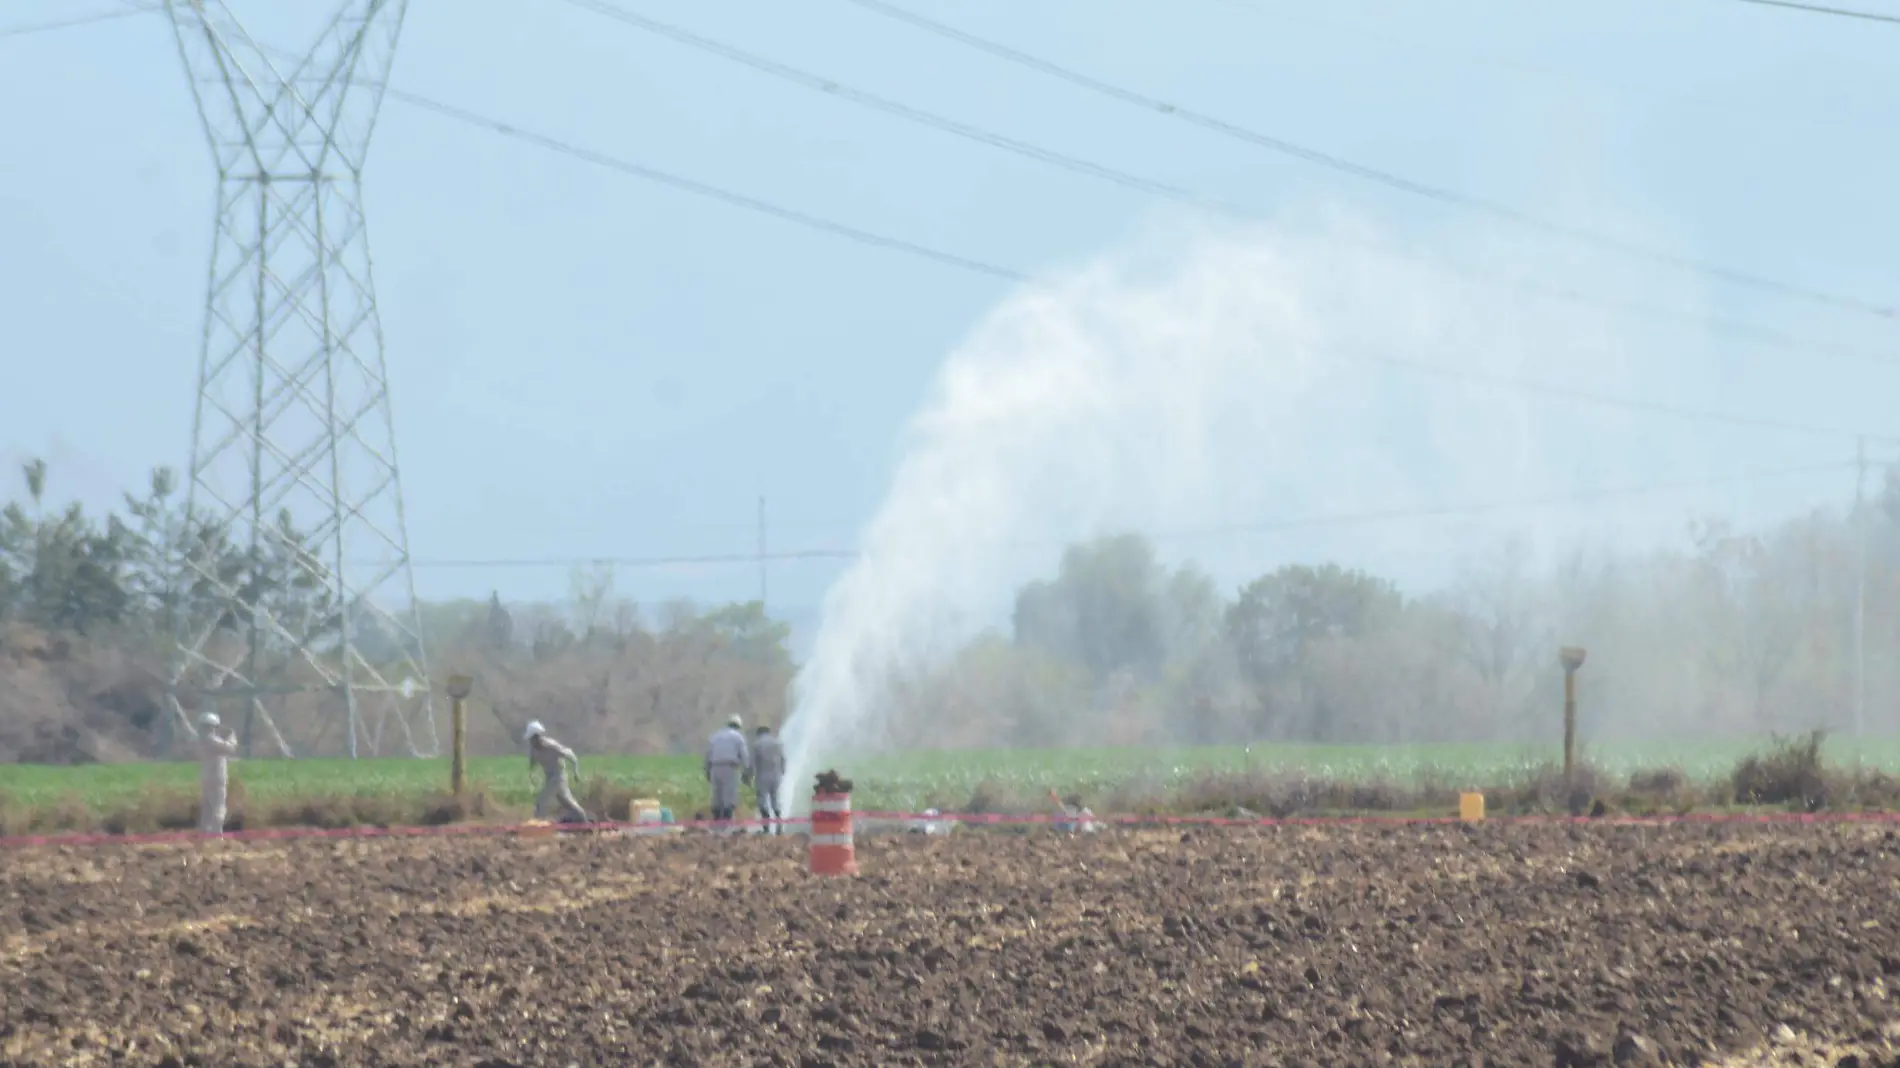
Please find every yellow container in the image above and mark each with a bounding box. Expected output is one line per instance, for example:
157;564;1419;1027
1459;792;1485;822
630;798;662;823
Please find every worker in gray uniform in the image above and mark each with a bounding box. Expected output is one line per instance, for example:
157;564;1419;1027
524;720;591;824
704;715;750;829
749;723;786;835
196;712;239;835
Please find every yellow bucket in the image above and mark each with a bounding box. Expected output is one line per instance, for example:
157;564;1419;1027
520;818;557;837
1458;792;1485;822
630;798;663;823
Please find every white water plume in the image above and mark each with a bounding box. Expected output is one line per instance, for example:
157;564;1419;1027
777;205;1855;813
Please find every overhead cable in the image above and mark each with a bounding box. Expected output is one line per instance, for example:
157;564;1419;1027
32;2;1900;363
561;0;1897;368
1330;343;1900;443
227;33;1030;280
835;0;1896;320
404;458;1861;569
1724;0;1900;24
1153;459;1862;542
381;86;1028;283
16;19;1892;443
406;548;861;570
0;5;150;39
374;89;1900;443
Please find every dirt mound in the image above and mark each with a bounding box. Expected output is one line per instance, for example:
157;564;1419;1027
4;823;1900;1064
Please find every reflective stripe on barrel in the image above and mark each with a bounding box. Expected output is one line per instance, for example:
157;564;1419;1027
808;791;858;876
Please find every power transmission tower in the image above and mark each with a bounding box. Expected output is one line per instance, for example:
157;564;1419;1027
162;0;436;759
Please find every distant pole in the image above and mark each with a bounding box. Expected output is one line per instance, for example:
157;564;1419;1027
1855;438;1867;744
446;675;472;796
1560;647;1587;786
757;494;769;608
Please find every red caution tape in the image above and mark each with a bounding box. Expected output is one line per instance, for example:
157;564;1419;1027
1;806;1896;851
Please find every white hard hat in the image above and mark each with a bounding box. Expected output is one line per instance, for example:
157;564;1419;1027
726;715;742;729
198;712;221;730
523;720;546;742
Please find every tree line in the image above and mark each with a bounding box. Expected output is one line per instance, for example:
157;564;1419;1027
0;461;794;762
888;473;1900;752
2;457;1896;762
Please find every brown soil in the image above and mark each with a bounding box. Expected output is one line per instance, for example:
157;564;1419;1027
5;822;1900;1066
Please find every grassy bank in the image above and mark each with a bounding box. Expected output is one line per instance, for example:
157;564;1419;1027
1;734;1894;836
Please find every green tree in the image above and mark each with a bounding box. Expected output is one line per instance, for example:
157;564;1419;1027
1012;533;1214;681
0;460;135;634
691;600;792;667
1224;563;1403;691
485;591;514;651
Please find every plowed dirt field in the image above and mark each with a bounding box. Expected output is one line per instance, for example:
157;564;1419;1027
5;821;1900;1066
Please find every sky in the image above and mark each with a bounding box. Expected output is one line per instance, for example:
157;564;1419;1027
1;0;1897;638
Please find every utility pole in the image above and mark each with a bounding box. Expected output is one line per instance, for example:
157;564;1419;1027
163;1;435;760
1856;437;1868;744
1560;646;1587;790
446;675;471;796
757;494;769;608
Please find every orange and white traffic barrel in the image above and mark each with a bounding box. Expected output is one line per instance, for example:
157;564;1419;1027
808;791;858;876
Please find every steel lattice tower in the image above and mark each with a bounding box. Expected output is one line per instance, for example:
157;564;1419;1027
163;0;436;759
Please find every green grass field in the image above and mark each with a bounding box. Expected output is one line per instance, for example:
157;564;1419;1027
5;736;1899;824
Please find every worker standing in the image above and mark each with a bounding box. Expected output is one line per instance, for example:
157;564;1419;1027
704;715;750;830
524;720;592;824
749;723;786;835
196;712;239;836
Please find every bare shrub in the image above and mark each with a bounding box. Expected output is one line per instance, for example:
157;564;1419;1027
98;785;199;834
962;778;1043;816
1489;761;1604;816
1628;766;1688;796
1731;730;1828;809
253;791;407;830
12;792;93;834
1109;769;1438;819
1841;768;1900;810
417;787;494;826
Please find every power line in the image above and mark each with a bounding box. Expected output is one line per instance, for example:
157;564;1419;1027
835;0;1897;321
4;7;1014;287
563;0;1899;370
0;5;149;39
30;12;1891;441
372;83;1900;442
24;11;1880;604
1210;0;1877;135
406;548;861;570
28;4;1900;369
402;458;1860;569
379;86;1028;284
561;0;1897;369
1329;342;1900;444
27;2;1900;333
1467;274;1895;368
1155;459;1860;541
556;0;1206;205
1723;0;1900;24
